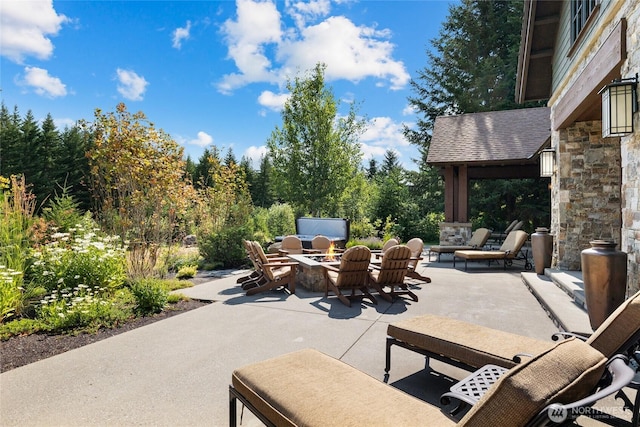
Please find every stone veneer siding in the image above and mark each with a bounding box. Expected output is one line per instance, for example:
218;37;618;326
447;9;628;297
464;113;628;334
620;2;640;294
550;121;622;271
438;222;472;246
548;0;639;294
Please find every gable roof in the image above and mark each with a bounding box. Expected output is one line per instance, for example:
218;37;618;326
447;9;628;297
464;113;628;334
515;0;561;103
427;107;551;166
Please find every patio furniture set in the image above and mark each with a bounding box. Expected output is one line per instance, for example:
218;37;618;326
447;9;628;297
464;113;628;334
429;221;533;271
239;235;431;308
229;291;640;426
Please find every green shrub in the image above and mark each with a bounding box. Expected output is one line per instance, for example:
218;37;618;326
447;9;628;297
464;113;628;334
349;218;377;240
199;225;251;268
41;186;84;233
36;284;133;333
0;318;44;340
266;203;295;238
29;215;127;293
167;293;187;304
251;207;271;241
176;265;197;279
161;278;193;291
129;279;168;315
161;246;201;273
346;237;383;250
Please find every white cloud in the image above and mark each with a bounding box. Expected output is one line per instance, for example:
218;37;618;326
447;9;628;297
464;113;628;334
279;16;409;90
0;0;69;63
359;116;411;163
20;66;67;98
244;145;268;168
116;68;148;101
218;0;408;94
54;117;76;129
257;90;290;111
218;0;283;94
285;0;331;28
402;104;417;116
189;131;214;147
172;20;191;49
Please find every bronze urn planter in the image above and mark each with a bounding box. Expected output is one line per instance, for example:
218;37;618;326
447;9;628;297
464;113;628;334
531;227;553;275
581;240;627;330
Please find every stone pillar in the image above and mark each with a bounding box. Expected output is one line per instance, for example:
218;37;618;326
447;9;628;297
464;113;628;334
438;222;472;246
553;121;622;271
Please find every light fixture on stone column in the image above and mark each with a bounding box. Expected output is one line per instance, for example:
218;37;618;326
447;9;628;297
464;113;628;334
540;148;555;177
599;74;637;138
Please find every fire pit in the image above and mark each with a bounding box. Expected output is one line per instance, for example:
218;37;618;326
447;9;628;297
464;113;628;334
286;254;340;292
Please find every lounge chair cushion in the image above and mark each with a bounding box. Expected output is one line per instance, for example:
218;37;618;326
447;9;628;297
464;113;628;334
232;348;455;427
459;338;606;427
388;314;554;369
587;290;640;356
455;230;528;260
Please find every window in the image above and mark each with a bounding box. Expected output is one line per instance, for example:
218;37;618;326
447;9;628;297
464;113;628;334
571;0;600;43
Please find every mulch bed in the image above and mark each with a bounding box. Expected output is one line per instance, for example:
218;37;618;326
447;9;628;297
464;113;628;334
0;299;211;373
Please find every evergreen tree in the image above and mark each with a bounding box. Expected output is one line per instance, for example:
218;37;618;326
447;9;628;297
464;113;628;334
251;155;275;208
58;125;92;211
31;114;60;205
404;0;546;228
381;150;402;176
224;148;237;166
0;104;22;177
366;158;379;180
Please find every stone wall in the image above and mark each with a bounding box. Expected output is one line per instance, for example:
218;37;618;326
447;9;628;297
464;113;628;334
620;0;640;294
551;120;622;270
438;222;472;246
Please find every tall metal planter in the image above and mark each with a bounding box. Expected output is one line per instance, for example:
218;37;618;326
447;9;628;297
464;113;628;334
531;227;553;275
581;240;627;330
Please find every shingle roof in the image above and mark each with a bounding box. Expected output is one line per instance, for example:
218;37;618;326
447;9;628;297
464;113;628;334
427;107;551;165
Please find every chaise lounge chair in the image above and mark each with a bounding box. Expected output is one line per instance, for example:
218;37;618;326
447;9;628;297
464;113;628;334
230;338;633;426
385;290;640;374
428;228;492;262
453;230;531;270
322;245;375;307
488;219;522;244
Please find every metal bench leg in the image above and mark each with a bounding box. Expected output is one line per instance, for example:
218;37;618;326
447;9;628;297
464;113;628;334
229;387;237;427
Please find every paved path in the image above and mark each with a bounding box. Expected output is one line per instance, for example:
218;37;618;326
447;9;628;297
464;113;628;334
0;258;602;426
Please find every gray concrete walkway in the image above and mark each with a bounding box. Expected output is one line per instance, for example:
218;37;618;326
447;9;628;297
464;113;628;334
0;257;622;426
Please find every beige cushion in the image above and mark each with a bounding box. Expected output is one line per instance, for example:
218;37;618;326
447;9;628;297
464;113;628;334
232;348;455;427
388;314;554;369
459;338;606;427
587;290;640;357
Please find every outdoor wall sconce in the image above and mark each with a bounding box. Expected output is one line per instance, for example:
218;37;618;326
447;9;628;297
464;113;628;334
599;74;638;138
540;148;555;177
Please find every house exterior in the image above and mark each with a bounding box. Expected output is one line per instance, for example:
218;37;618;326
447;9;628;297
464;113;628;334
516;0;639;293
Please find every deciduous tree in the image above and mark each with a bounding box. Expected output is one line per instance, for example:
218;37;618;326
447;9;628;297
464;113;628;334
267;63;366;217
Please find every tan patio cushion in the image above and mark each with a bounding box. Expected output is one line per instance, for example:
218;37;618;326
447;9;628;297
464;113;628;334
232;348;455;427
388;314;554;369
587;290;640;357
454;250;508;260
459;338;606;427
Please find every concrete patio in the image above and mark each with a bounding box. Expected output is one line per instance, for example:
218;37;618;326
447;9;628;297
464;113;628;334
0;254;633;426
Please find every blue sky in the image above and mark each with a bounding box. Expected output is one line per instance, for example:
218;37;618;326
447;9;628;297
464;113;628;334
0;0;455;170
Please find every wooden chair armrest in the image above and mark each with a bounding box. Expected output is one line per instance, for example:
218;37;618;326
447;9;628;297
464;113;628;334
322;264;340;273
263;262;299;268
